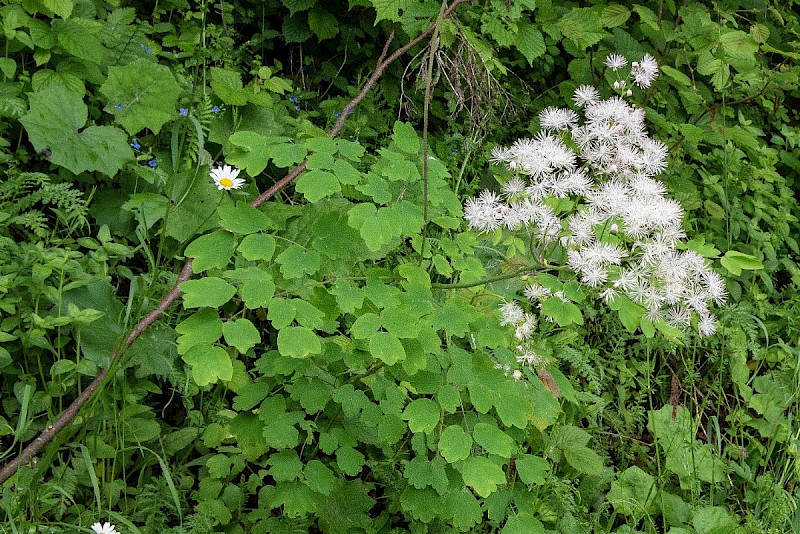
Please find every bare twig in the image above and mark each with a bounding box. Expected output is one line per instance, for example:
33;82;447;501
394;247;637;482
0;0;471;486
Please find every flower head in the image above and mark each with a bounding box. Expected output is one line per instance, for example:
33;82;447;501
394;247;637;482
211;105;221;113
605;53;628;70
91;522;119;534
210;164;245;190
179;108;188;117
147;159;157;168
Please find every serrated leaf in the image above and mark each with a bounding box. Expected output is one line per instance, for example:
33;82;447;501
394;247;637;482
563;446;604;475
438;425;473;463
601;4;630;27
277;326;321;358
182;344;233;386
461;457;506;497
559;8;607;49
371;0;402;23
392;121;420;154
180;277;237;308
185;231;236;273
53;19;103;63
100;59;181;135
20;86;133;176
607;466;657;516
402;398;440;434
369;331;406;365
516;22;545;64
43;0;73;18
222;318;260;353
211;67;248;105
308;7;339;40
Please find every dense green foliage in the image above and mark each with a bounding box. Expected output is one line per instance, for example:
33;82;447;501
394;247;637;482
0;0;799;532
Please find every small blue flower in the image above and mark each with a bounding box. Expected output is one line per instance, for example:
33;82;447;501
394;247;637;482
334;111;342;117
289;96;298;103
115;103;123;111
211;105;221;113
147;159;157;168
179;108;188;117
449;148;457;155
131;139;141;150
295;105;300;111
348;108;355;114
140;43;153;54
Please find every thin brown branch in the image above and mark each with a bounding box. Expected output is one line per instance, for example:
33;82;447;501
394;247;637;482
0;0;472;485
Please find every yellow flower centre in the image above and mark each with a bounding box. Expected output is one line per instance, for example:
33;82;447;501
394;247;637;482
219;177;234;188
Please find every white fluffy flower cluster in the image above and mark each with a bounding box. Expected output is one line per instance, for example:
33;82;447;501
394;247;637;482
465;53;726;353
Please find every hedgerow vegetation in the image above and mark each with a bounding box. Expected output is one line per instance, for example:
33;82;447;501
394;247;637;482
0;0;799;532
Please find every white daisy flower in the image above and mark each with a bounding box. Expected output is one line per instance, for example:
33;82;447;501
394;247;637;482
210;164;245;190
91;523;120;534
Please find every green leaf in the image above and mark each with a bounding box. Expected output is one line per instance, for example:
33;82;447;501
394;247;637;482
402;398;440;434
218;202;271;234
100;59;181;135
237;269;275;309
275;244;320;279
540;297;583;327
288;376;331;413
720;250;763;276
232;381;270;410
563;446;604;476
438;425;473;463
43;0;74;18
237;233;276;261
269;450;303;481
272;143;307;168
515;455;548;485
53;19;103;63
226;131;293;176
308;7;339;40
336;446;365;476
180;277;237;308
211;67;249;105
607;466;657;516
601;4;630;27
515;23;545;64
461;457;506;497
304;460;335;495
371;0;402;23
295;169;341;202
473;422;514;458
369;331;406;365
20;86;133;176
559;8;607;49
277;326;322;358
182;344;233;386
185;231;236;273
392;121;420;154
176;308;223;355
222;318;260;353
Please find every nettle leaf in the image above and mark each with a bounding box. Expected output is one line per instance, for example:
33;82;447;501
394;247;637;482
275;244;320;279
43;0;74;18
461;457;506;497
100;59;181;135
473;422;514;458
563;446;605;476
308;7;339;41
277;326;321;358
558;7;607;49
392;121;420;154
720;250;763;276
20;85;133;176
222;318;260;353
237;234;276;261
402;398;440;434
210;67;249;105
516;22;546;64
185;231;236;273
601;4;631;27
182;345;233;386
295;169;340;202
438;425;473;463
52;19;103;63
180;277;237;308
219;202;271;234
369;331;406;365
